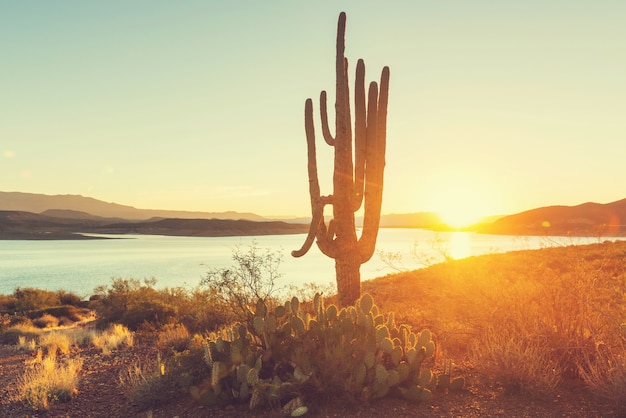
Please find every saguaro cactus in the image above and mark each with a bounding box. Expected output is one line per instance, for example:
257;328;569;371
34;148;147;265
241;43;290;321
292;12;390;307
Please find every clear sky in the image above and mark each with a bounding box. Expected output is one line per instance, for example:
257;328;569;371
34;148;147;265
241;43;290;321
2;1;625;223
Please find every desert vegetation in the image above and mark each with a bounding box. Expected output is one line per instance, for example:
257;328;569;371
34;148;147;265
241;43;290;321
1;241;625;416
364;240;626;409
293;12;390;307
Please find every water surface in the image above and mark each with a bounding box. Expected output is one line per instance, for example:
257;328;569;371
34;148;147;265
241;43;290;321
0;229;612;296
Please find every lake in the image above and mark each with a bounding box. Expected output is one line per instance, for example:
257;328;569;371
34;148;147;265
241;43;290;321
0;229;615;297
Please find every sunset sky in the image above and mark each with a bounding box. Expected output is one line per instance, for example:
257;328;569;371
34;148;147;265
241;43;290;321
2;1;625;222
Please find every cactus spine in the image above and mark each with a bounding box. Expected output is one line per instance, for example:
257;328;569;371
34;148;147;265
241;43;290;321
292;11;390;307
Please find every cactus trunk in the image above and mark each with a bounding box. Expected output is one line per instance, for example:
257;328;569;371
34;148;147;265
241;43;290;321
336;254;361;308
292;12;390;307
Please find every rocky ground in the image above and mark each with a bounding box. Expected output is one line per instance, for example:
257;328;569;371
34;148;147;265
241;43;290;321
0;334;621;418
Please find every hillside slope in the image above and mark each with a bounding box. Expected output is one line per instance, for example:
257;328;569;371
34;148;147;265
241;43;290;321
479;198;626;236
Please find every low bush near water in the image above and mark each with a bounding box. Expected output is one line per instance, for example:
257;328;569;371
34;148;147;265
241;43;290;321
91;278;233;332
0;288;84;313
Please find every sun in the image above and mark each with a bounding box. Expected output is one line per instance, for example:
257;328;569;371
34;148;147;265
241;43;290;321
432;181;492;229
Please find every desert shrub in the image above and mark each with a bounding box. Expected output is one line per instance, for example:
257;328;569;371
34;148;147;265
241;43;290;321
92;278;233;332
11;288;61;312
17;354;83;410
29;305;92;323
92;278;177;330
1;312;10;330
120;335;210;410
32;313;60;329
160;287;234;334
0;294;18;313
89;245;282;332
56;290;83;307
0;287;85;320
200;243;283;324
120;352;174;409
157;323;190;353
123;299;178;331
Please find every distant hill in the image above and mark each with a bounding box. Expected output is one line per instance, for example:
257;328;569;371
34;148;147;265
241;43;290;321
93;218;309;237
41;209;131;223
0;210;114;239
0;210;308;240
0;192;266;221
479;198;626;236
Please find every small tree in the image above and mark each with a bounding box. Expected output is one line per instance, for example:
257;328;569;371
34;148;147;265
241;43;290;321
200;243;282;323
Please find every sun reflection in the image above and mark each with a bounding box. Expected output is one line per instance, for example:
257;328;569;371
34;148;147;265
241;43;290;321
448;232;471;260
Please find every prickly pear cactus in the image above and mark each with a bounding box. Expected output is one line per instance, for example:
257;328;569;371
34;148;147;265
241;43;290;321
198;292;461;412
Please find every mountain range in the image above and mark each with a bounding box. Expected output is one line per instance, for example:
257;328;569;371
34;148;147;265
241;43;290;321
0;192;308;239
2;191;626;239
0;192;265;221
0;210;309;240
0;192;448;230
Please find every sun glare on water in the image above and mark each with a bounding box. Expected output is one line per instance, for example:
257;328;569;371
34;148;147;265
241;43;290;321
448;232;471;259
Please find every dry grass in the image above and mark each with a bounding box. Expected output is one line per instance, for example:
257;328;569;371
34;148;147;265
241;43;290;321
119;352;168;409
470;324;562;396
38;331;74;356
157;323;190;352
0;323;42;345
364;240;626;404
8;323;133;410
5;321;133;356
17;353;83;410
16;335;37;352
91;324;134;355
578;341;626;407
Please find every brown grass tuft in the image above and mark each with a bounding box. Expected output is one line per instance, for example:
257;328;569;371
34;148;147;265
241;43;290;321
17;354;83;410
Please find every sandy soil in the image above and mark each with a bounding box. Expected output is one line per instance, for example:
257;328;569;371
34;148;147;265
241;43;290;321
0;336;621;418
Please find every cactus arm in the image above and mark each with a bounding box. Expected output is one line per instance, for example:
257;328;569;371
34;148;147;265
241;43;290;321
320;91;335;146
292;99;339;259
358;68;389;263
377;67;390;159
351;59;366;212
292;205;323;258
292;99;325;258
316;215;338;258
358;77;387;263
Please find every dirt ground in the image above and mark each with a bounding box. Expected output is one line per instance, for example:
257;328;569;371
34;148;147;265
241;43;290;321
0;334;622;418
